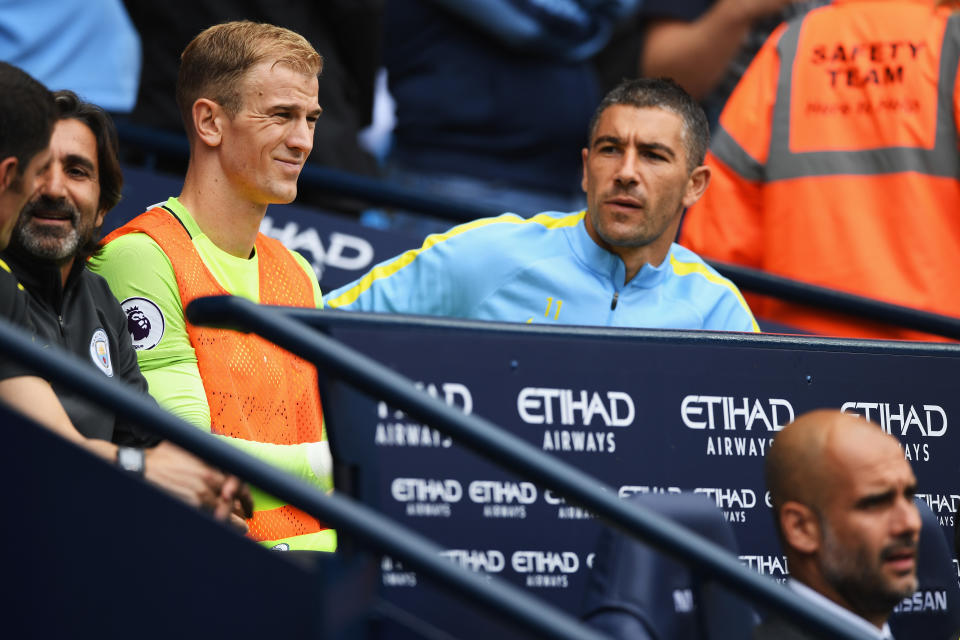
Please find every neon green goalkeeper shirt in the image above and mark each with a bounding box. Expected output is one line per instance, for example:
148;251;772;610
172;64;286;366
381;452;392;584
90;197;334;551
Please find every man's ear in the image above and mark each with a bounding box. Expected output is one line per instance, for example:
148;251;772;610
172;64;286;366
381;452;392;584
580;147;589;194
681;165;711;209
779;501;822;554
0;157;20;192
192;98;224;148
95;207;108;229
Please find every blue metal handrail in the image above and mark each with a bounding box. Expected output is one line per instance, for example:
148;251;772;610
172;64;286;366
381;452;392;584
0;316;607;640
187;294;878;640
710;260;960;341
279;305;960;357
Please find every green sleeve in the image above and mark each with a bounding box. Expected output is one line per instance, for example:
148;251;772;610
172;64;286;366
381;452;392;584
137;361;210;428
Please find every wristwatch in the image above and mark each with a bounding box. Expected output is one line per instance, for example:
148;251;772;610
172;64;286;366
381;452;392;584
116;446;146;476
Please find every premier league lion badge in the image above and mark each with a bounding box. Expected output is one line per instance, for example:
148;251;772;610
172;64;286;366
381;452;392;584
121;297;165;351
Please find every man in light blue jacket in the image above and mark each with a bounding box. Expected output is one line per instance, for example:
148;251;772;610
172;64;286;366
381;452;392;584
327;78;758;333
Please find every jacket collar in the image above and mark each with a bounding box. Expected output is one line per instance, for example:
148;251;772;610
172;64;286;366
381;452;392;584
0;243;84;308
567;214;672;290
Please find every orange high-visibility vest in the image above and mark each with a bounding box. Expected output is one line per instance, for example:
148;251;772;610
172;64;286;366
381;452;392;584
102;207;328;542
681;0;960;341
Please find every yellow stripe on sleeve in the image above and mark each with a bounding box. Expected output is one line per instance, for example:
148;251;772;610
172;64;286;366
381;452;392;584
669;254;760;332
0;258;25;291
326;211;586;308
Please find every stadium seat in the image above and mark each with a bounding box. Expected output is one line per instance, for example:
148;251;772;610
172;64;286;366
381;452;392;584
581;492;753;640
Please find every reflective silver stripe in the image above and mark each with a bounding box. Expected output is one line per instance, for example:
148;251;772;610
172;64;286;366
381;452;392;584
932;12;960;169
711;124;764;181
769;18;802;167
763;12;960;181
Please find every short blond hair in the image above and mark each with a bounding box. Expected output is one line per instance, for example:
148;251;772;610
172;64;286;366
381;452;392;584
176;21;322;137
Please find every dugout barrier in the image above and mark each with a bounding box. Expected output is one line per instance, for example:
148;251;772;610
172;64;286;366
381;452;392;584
0;297;883;640
187;294;949;640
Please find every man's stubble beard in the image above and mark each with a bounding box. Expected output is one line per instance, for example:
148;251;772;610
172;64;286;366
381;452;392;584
14;196;91;263
819;520;918;620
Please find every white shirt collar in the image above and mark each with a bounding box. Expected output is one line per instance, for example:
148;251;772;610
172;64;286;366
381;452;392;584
787;579;894;639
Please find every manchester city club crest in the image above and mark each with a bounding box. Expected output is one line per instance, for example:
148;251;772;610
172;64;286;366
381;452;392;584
89;328;114;377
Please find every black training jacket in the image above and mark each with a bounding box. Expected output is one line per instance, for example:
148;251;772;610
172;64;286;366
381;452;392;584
1;247;160;447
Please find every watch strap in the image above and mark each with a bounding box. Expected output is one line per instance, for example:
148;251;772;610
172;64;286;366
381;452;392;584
116;446;145;476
